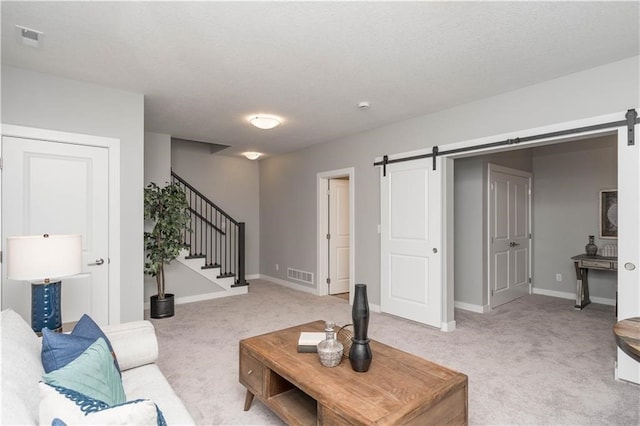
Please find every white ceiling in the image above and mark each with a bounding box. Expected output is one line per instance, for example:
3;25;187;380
2;1;639;158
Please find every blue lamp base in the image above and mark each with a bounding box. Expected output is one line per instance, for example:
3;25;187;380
31;281;62;334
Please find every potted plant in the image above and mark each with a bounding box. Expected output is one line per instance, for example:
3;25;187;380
144;182;190;318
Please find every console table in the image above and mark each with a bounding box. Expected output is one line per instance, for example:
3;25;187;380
571;254;617;310
239;320;468;425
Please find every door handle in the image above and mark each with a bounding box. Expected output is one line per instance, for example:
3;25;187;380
88;258;105;266
509;242;520;247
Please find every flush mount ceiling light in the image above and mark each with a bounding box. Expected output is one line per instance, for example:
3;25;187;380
243;152;262;160
249;115;281;130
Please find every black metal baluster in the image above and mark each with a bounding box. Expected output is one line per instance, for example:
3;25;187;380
233;223;237;277
205;199;209;266
170;171;248;286
224;217;228;275
190;188;194;255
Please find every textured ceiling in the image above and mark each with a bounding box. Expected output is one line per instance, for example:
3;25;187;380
2;1;639;158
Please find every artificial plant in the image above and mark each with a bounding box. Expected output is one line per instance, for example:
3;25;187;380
144;182;190;299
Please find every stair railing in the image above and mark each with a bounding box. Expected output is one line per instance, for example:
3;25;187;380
171;171;248;287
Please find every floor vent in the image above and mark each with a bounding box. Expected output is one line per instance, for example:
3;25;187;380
287;268;314;284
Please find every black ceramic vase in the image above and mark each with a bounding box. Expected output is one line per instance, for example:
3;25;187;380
585;235;598;256
349;283;372;372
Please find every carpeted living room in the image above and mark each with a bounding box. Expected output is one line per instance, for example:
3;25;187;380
2;1;640;425
149;279;637;425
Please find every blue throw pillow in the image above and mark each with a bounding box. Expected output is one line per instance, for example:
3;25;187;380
42;314;120;373
40;382;166;426
43;337;126;406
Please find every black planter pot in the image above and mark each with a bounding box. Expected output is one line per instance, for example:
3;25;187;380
150;294;175;318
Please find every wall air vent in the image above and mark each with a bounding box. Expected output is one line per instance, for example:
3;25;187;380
287;268;314;284
16;25;44;49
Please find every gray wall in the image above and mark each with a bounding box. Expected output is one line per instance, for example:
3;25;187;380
143;135;259;301
259;55;639;306
143;135;252;300
144;132;204;301
2;66;145;323
453;157;484;306
453;137;617;309
171;141;260;275
532;135;617;300
144;131;171;185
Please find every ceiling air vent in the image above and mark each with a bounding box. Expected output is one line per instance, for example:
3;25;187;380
16;25;44;49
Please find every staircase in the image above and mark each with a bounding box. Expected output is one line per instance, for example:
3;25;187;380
171;171;249;296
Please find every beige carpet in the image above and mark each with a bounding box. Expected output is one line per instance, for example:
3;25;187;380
147;279;639;425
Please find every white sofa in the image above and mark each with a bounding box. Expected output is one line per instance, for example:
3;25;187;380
1;309;194;425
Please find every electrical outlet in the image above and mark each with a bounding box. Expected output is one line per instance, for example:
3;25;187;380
555;273;562;282
275;263;279;271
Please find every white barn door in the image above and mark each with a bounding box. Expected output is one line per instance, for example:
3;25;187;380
617;122;640;384
2;136;110;326
381;156;442;328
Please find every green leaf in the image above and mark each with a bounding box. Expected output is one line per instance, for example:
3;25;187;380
143;181;190;296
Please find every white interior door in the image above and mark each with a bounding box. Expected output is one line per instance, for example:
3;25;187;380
617;124;640;384
381;156;442;328
2;136;109;326
328;178;350;294
488;164;531;309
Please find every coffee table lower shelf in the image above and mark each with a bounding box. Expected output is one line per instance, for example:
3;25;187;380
268;389;317;426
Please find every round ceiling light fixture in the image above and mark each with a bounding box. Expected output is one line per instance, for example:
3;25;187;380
249;115;281;130
243;151;262;160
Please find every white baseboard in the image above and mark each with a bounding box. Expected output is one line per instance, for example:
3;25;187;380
369;303;381;313
454;301;489;313
532;287;575;300
441;320;457;332
258;274;319;295
590;296;616;306
143;287;248;310
532;287;615;306
450;289;615;317
258;274;382;312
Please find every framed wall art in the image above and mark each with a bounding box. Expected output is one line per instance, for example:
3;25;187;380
599;189;617;239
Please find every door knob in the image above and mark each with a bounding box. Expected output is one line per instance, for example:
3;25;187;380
88;258;105;266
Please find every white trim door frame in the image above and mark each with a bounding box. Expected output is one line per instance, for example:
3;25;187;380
0;124;121;325
377;110;638;344
317;168;355;302
615;120;640;384
439;111;637;383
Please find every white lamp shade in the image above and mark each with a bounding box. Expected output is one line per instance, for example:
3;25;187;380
6;234;82;281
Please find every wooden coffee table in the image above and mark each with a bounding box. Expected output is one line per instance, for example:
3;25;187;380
614;317;640;362
239;320;468;425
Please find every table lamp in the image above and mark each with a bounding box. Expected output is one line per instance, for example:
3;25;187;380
6;234;82;333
